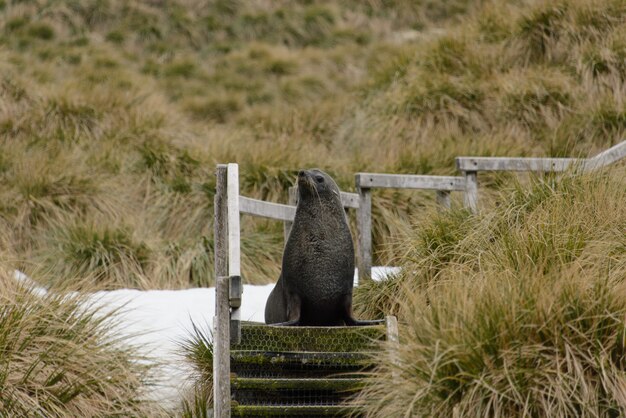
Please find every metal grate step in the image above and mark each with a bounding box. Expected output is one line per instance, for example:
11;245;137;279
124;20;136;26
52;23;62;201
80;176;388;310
231;350;374;378
231;404;353;417
232;377;363;406
233;322;385;352
230;322;385;417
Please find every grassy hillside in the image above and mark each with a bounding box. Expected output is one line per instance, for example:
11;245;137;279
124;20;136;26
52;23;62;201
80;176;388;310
1;0;625;289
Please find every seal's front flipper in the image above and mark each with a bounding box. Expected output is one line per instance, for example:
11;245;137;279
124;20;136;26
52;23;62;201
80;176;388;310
268;292;301;326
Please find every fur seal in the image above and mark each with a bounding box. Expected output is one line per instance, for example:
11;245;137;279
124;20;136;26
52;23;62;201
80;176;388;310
264;169;381;326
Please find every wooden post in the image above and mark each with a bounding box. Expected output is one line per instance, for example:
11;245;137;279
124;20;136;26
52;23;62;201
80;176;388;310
226;164;241;278
283;186;297;245
385;315;399;345
214;276;231;417
356;186;372;283
214;165;228;281
226;163;241;344
463;171;478;213
213;165;230;418
229;275;242;344
436;190;451;210
385;315;401;384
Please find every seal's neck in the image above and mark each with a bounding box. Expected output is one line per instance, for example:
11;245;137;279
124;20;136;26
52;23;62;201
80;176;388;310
295;198;347;229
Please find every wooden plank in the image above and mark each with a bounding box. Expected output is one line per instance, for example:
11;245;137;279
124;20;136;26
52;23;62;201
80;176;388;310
436;190;451;209
385;315;400;384
213;166;229;418
214;165;228;282
227;164;241;278
455;156;578;172
356;186;372;283
214;276;231;418
463;171;478;213
584;140;626;171
239;196;296;221
356;173;465;191
385;315;399;344
456;141;626;172
226;164;241;348
340;192;360;208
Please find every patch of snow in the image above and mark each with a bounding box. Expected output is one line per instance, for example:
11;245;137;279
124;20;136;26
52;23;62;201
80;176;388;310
13;270;48;297
354;266;401;285
87;284;275;407
372;266;401;281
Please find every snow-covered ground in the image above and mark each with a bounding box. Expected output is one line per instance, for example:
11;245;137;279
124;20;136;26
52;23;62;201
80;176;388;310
12;267;400;408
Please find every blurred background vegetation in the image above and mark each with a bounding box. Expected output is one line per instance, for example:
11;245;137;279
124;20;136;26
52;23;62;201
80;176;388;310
0;0;624;289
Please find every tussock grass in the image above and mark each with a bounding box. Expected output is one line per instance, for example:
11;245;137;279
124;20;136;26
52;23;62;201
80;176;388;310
352;167;626;417
0;269;162;416
179;322;213;417
37;220;152;289
1;0;625;289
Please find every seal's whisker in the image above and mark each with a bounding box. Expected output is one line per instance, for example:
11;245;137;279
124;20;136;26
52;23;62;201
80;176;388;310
305;176;321;205
313;181;321;206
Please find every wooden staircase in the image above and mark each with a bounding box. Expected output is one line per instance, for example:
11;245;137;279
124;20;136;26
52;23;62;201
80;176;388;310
229;322;389;417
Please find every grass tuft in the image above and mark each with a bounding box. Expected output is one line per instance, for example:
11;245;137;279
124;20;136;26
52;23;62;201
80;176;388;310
40;222;151;288
0;269;161;416
179;321;213;417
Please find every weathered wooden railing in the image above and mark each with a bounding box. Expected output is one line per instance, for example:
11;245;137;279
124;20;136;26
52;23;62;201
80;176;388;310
355;173;467;282
213;164;361;418
354;140;626;281
456;140;626;212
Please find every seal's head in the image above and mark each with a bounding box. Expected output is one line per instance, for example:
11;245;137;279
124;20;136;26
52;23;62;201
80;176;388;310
297;169;341;202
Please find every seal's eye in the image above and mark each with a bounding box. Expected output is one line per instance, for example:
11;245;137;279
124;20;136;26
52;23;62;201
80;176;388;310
315;175;324;183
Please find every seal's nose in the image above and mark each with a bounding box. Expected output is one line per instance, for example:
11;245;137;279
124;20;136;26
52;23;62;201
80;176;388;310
298;170;306;177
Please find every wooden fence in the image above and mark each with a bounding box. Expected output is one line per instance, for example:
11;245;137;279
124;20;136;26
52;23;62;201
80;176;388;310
456;140;626;212
354;173;466;282
353;140;626;279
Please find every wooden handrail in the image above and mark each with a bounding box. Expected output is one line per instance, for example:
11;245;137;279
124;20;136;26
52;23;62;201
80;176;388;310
584;141;626;171
455;140;626;212
239;196;296;221
455;157;578;172
356;173;465;190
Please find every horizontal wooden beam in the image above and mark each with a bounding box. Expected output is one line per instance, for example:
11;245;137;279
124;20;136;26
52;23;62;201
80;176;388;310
455;156;579;172
355;173;465;191
340;192;359;208
584;140;626;171
238;196;295;221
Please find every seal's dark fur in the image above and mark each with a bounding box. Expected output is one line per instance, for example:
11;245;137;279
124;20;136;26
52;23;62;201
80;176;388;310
264;169;377;326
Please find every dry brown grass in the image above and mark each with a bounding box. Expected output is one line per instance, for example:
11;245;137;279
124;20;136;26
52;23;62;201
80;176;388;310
1;0;624;289
0;268;164;416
